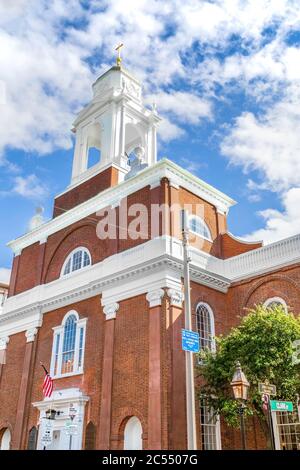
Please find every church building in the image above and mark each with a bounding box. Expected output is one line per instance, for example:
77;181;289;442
0;57;300;451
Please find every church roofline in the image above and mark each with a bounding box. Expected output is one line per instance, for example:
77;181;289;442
92;64;141;88
7;158;236;255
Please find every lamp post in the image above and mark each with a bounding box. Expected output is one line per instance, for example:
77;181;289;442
230;362;250;450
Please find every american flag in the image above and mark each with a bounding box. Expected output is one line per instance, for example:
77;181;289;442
41;364;54;398
262;393;269;411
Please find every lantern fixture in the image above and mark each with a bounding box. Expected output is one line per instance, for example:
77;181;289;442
230;361;250;450
45;409;56;420
230;361;250;401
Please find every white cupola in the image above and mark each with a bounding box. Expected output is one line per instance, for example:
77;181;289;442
71;57;161;186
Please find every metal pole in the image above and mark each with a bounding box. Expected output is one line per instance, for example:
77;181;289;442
181;210;197;450
239;405;246;450
69;433;73;451
267;400;275;450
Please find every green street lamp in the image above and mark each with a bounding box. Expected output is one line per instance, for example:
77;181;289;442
231;362;250;450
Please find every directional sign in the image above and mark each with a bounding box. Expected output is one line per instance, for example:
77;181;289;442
270;400;293;412
65;420;78;436
258;381;277;396
69;403;77;419
182;329;199;353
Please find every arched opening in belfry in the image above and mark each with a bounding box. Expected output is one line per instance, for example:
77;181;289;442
86;122;102;169
125;123;144;166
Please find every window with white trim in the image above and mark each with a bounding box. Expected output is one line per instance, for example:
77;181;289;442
200;399;222;450
196;302;216;353
189;215;212;241
264;297;288;314
61;247;91;277
50;311;87;378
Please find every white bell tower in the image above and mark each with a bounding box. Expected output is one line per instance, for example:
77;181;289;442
71;53;161;186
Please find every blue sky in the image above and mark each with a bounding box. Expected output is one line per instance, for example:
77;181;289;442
1;0;300;283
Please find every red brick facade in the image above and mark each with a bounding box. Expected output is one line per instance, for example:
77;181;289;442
1;165;299;451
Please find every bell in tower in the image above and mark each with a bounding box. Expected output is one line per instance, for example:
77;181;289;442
70;46;161;187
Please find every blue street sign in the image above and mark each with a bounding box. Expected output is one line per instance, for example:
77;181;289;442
182;329;200;353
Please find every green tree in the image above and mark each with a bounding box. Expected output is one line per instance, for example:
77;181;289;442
197;304;300;443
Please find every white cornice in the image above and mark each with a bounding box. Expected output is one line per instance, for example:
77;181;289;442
1;237;230;337
2;233;300;337
64;161;128;194
7;159;236;255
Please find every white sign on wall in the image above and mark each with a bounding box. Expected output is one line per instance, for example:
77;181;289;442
41;420;53;447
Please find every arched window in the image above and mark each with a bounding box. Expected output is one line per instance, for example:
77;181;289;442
27;426;38;450
50;311;87;378
84;422;96;450
61;247;91;277
189;215;212;241
0;428;11;450
196;303;215;353
124;417;143;450
264;297;288;314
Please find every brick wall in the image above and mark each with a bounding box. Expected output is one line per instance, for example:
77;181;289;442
24;296;105;449
0;332;26;448
220;232;263;259
53;166;119;217
110;295;149;449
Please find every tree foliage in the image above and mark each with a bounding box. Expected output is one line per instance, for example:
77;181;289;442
197;304;300;431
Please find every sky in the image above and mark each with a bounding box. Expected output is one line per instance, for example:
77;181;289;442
0;0;300;284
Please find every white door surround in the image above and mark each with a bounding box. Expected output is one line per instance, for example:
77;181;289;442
32;388;89;450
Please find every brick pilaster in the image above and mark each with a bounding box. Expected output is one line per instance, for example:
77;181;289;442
98;302;119;449
146;289;164;449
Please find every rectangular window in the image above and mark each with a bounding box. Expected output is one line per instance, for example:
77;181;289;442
73;251;82;271
200;400;221;450
51;316;87;378
78;327;84;368
275;405;300;450
54;334;60;376
61;349;75;374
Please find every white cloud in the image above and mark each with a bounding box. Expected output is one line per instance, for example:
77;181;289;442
148;91;212;124
0;267;11;284
244;188;300;243
221;84;300;191
1;0;300;242
0;0;299;163
158;117;185;142
12;174;48;199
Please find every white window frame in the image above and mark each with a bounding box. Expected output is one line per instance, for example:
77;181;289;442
60;247;91;278
200;400;222;450
188;214;212;242
196;302;216;354
50;310;87;379
264;297;288;314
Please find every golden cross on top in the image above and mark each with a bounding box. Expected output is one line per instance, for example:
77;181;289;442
115;43;124;66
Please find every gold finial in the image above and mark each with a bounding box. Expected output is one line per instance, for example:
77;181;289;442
115;43;124;67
